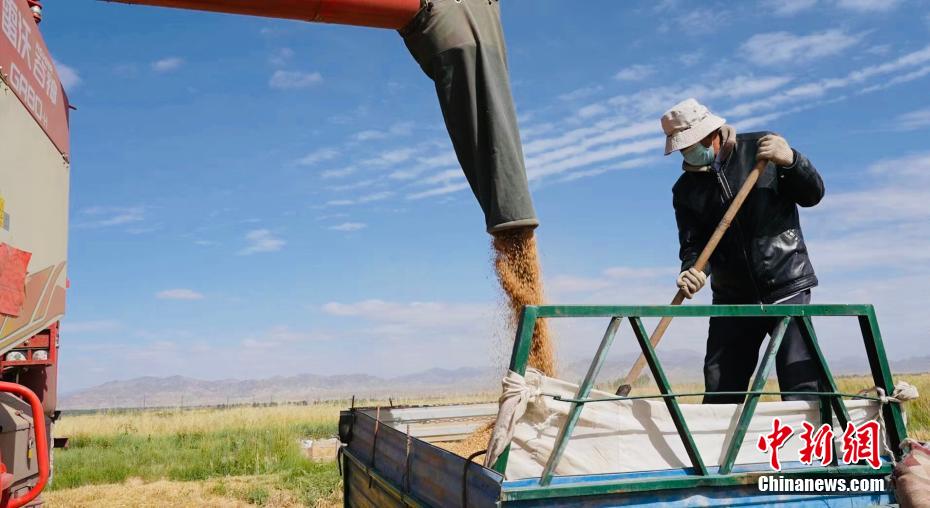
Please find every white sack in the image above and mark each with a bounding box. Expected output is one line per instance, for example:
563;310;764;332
495;368;883;480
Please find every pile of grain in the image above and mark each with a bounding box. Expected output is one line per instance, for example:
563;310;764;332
492;228;555;376
436;422;495;462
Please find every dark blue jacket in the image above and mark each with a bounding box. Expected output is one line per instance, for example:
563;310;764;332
672;132;824;303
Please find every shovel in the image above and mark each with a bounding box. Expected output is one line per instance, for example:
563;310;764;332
615;159;767;397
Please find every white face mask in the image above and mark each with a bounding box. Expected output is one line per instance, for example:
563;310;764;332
682;143;715;166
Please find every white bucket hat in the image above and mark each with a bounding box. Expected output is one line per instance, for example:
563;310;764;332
660;98;726;155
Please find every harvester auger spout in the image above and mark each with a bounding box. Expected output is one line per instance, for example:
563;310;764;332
102;0;421;29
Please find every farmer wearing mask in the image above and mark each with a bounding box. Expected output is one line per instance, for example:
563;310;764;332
660;98;826;404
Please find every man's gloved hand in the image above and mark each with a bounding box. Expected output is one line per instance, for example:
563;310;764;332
677;267;707;299
757;134;794;166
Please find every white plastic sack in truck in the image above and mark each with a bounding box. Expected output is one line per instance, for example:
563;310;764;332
487;368;884;480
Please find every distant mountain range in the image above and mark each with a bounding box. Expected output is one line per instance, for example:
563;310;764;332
59;353;930;410
59;367;502;410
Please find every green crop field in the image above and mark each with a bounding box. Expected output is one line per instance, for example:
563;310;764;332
46;375;928;507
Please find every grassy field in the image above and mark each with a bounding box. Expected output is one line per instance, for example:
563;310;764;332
47;395;494;507
47;375;928;506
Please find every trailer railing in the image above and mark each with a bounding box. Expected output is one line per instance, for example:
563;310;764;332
492;304;908;495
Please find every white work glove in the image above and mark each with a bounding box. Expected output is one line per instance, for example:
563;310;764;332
757;134;794;167
677;267;707;299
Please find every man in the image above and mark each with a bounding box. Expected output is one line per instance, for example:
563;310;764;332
660;98;825;404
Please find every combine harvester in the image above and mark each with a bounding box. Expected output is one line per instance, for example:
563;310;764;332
0;0;924;506
0;0;62;505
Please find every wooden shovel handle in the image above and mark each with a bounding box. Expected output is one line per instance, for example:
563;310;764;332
616;160;767;396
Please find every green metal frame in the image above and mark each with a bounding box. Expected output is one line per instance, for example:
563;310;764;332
492;304;908;493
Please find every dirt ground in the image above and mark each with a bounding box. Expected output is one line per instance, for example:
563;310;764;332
45;475;340;508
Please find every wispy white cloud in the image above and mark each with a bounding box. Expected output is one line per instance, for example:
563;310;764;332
390;152;458;180
325;191;393;207
672;9;724;35
557;156;657;183
269;47;294;67
152;57;184;73
239;229;285;255
156;289;205;301
527;131;663;181
576;103;608;118
353;122;414;141
269;70;322;89
558;85;604;102
893;108;930;131
321;166;357;179
296;148;339;166
761;0;817;15
63;320;122;334
835;0;901;12
860;65;930;93
328;222;367;231
241;326;327;349
365;147;417;166
678;51;704;66
77;206;145;228
807;152;930;233
614;64;654;81
328;180;378;193
421;169;463;186
408;181;470;200
866;44;892;56
741;30;860;66
54;60;81;90
725;45;930;118
322;300;491;334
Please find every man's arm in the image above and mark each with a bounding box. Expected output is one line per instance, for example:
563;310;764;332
776;149;825;207
673;196;711;298
758;134;825;207
673;195;709;273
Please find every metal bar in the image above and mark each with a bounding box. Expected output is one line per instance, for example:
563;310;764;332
797;316;850;429
492;306;539;475
500;464;892;502
718;316;792;475
818;397;832;428
628;316;708;476
532;304;874;319
552;390;885;404
509;306;539;376
858;311;908;459
102;0;421;30
539;317;622;486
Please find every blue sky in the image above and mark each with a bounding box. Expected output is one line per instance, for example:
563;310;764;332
43;0;930;390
